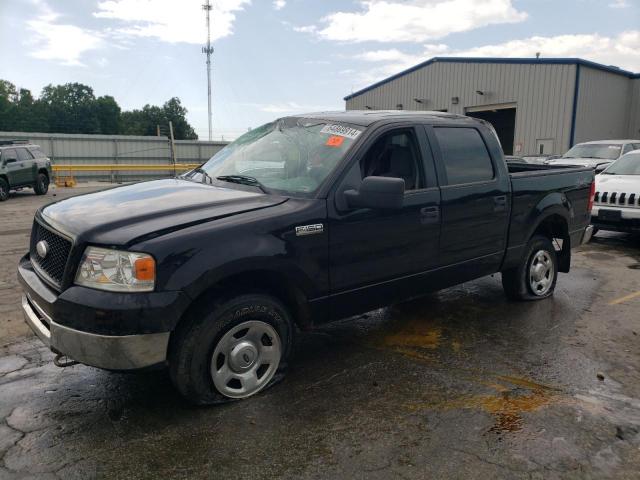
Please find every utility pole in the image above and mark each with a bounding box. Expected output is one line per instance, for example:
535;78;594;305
202;0;214;141
168;121;177;177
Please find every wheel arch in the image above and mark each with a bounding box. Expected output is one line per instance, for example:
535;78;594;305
529;211;571;273
177;262;317;335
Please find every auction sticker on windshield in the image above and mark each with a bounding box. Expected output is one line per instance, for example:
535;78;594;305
320;124;362;140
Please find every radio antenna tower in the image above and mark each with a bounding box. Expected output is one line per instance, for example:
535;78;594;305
202;0;214;140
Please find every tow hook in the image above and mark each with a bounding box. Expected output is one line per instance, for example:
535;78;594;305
53;353;79;368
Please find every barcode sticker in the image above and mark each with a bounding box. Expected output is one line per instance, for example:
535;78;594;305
320;124;362;140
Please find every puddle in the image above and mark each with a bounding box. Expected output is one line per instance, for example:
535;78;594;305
408;376;563;434
381;320;443;350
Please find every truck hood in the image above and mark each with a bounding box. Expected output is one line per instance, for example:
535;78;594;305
549;157;613;168
595;175;640;193
40;179;287;245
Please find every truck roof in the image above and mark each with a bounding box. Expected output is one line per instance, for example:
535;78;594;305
298;110;475;127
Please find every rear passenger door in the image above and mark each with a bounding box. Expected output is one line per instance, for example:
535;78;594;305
427;125;510;276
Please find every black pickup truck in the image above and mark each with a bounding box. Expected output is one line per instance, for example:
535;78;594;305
18;111;595;404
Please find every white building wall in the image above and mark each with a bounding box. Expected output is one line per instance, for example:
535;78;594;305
345;61;640;155
574;66;633;143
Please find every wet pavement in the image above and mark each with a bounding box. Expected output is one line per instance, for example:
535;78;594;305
1;187;640;479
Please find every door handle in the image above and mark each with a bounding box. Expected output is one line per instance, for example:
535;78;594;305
420;206;440;218
493;195;507;212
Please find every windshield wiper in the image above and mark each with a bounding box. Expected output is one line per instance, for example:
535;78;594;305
216;175;267;192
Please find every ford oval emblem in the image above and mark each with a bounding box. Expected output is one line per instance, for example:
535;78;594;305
36;240;49;259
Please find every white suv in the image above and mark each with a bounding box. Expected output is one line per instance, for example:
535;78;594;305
591;150;640;234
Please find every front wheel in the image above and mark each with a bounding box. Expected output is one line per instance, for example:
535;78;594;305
169;294;293;405
502;235;558;301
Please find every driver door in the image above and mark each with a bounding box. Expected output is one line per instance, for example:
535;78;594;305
327;125;441;318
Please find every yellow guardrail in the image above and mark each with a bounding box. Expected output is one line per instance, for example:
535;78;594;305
52;164;201;172
52;163;201;187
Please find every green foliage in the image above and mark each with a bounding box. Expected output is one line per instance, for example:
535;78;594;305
0;80;198;139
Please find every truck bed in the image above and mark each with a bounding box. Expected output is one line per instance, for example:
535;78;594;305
505;161;594;263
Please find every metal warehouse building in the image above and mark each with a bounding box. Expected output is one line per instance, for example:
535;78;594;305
345;58;640;156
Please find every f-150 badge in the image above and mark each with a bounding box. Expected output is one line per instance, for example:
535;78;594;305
295;224;324;236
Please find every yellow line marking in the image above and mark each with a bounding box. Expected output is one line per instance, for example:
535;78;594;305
609;290;640;305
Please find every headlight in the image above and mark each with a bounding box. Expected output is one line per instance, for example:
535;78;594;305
75;247;155;292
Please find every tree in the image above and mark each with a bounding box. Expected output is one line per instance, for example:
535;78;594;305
0;78;198;139
95;95;121;134
14;89;48;132
163;97;197;140
0;80;18;131
40;83;100;134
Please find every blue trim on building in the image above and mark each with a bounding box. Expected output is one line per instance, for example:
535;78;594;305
344;57;640;101
569;64;581;148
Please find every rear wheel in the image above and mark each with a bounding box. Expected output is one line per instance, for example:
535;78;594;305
169;293;293;404
0;178;8;201
502;235;558;301
34;173;49;195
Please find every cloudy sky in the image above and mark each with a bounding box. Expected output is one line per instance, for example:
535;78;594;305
0;0;639;139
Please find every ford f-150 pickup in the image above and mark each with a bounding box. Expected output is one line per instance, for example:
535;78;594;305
18;111;595;404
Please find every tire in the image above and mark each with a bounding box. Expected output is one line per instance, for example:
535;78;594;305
501;235;558;301
0;178;8;201
34;173;49;195
169;293;294;405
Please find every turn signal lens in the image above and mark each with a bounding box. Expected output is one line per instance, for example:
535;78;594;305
134;257;156;281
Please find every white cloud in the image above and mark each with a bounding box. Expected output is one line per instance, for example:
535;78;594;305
241;101;336;113
25;3;104;66
609;0;630;8
273;0;286;10
350;31;640;88
297;0;527;43
93;0;250;44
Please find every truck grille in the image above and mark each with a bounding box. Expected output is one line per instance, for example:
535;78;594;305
30;221;72;288
594;191;640;208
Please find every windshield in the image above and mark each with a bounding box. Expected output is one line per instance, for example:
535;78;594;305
183;118;363;195
602;152;640;175
563;144;622;160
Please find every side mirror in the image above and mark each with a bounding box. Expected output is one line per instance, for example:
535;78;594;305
344;176;405;210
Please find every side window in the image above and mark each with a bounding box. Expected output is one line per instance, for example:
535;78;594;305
16;148;34;161
634;144;640;152
29;147;46;158
359;129;423;191
434;127;494;185
3;148;17;162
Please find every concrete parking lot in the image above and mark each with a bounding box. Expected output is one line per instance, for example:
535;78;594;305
1;186;639;479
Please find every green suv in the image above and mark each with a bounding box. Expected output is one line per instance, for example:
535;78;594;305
0;141;53;201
